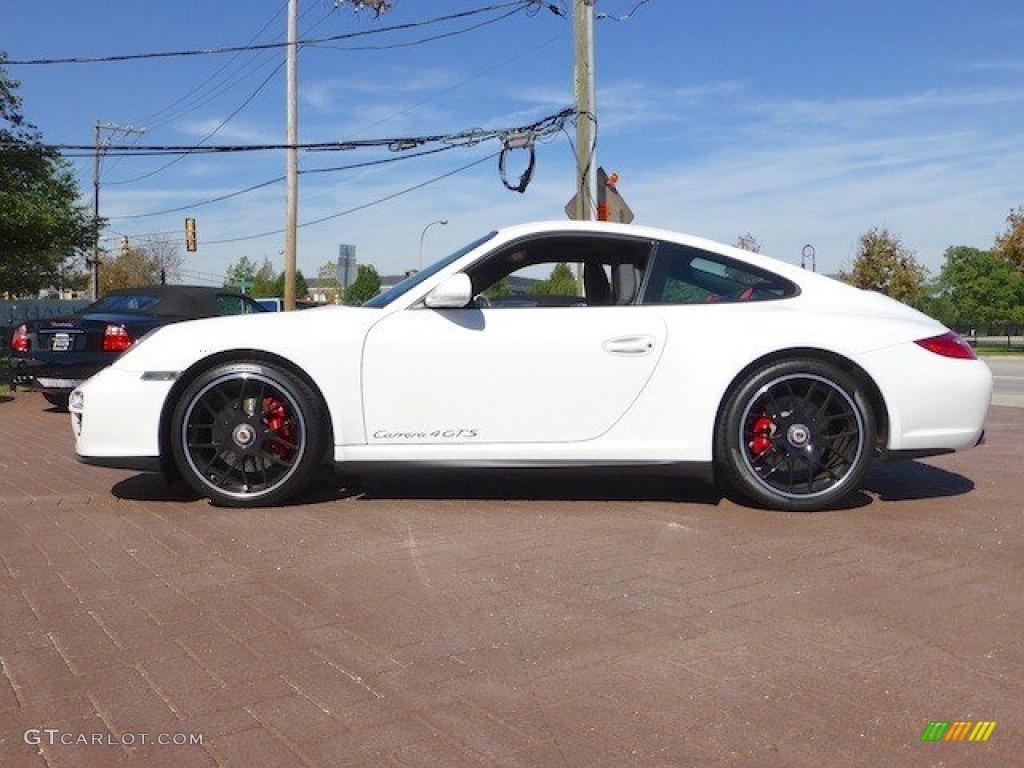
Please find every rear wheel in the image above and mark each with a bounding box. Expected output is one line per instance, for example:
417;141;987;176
170;362;326;507
716;359;876;511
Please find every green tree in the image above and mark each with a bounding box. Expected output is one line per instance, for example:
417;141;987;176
346;264;381;305
935;245;1024;331
840;227;928;307
223;256;275;295
0;54;96;296
251;258;277;297
483;277;512;298
270;269;308;300
534;262;580;296
224;256;258;293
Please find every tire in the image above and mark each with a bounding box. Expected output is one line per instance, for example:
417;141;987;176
43;392;70;410
715;359;876;511
170;362;327;507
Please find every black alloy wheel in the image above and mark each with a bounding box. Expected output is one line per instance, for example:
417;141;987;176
170;362;326;507
716;359;876;511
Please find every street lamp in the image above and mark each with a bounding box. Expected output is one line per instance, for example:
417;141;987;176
419;219;448;269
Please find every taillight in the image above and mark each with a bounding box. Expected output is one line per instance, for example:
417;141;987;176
11;324;30;353
102;324;133;352
915;332;977;360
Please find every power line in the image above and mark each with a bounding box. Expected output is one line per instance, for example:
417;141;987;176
108;139;468;220
9;107;575;157
308;3;529;52
206;151;500;245
5;2;539;65
107;61;285;185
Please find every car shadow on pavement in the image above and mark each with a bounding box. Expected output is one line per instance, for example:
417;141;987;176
863;459;974;501
111;474;203;503
108;461;970;508
338;468;726;505
0;395;13;404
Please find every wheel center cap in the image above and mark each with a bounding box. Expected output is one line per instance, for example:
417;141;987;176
787;423;811;447
232;423;257;448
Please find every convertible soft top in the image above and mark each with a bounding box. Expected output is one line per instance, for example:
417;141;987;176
82;285;255;318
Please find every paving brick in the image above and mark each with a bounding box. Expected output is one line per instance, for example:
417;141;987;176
1;394;1023;765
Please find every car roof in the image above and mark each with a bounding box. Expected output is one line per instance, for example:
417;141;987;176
88;285;254;318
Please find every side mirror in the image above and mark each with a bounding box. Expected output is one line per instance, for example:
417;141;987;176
424;273;473;309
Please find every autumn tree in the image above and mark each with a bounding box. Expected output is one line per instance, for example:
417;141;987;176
841;227;928;306
994;206;1024;267
99;246;161;294
0;53;96;296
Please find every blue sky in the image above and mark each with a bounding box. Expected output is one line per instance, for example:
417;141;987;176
5;0;1024;282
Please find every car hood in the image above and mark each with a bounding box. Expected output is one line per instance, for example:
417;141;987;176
110;304;376;374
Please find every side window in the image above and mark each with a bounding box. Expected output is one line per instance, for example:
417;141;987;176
216;294;247;315
466;235;652;308
641;242;796;305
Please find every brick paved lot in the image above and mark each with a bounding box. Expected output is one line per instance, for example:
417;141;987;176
0;391;1020;767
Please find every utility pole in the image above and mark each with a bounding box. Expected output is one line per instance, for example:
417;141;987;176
91;120;146;299
283;0;299;311
573;0;597;222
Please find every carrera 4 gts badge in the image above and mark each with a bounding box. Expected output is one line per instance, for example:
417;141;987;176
373;429;479;440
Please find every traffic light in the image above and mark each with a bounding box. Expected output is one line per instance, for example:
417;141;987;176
120;235;130;256
185;218;197;252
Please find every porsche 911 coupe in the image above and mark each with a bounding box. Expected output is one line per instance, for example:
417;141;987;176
69;221;991;511
10;285;264;409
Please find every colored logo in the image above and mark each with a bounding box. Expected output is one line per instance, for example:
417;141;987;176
921;721;996;742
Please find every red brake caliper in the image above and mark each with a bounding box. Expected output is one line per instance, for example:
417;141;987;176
749;414;775;457
263;396;294;459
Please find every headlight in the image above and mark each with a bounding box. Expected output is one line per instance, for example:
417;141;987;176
69;389;85;413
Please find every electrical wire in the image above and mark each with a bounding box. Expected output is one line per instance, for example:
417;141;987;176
14;107;575;157
596;0;652;21
5;2;538;65
206;150;499;245
562;110;599;218
108;62;285;185
109;143;465;220
108;2;335;185
308;4;528;52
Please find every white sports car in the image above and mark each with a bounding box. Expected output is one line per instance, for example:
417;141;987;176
70;221;991;511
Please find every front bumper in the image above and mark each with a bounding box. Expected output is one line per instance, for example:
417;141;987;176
70;365;174;466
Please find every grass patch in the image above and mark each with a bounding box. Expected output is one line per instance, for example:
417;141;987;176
975;346;1024;357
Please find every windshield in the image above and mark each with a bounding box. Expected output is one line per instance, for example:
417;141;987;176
363;231;497;309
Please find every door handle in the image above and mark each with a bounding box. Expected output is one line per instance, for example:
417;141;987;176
603;335;656;355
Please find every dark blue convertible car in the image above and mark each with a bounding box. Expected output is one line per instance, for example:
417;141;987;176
9;285;264;409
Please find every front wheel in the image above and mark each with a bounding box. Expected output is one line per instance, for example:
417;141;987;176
170;362;327;507
715;359;876;511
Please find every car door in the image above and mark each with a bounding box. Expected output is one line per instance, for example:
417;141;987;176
361;305;667;445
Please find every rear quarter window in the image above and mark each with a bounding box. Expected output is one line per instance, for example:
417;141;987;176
642;242;797;305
